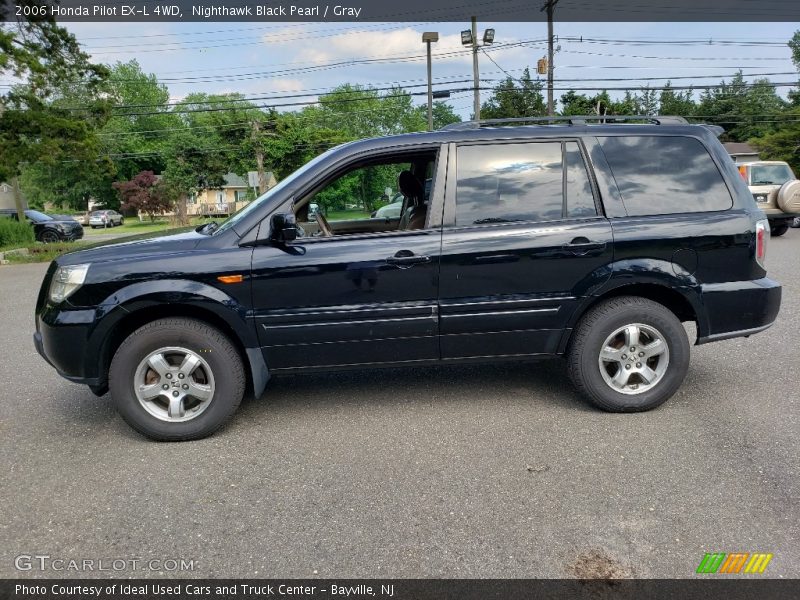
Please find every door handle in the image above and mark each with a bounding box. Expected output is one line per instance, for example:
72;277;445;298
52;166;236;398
386;250;431;267
562;238;607;255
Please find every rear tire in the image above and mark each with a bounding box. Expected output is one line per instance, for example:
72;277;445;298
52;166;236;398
770;224;788;237
567;296;690;412
109;318;245;441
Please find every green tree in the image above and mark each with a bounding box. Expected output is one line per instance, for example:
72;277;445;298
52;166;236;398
695;71;786;141
428;101;461;129
0;5;109;188
312;84;427;139
161;129;229;225
480;68;546;119
659;82;696;115
100;60;181;180
751;31;800;173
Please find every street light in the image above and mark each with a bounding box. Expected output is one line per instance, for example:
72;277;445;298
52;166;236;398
422;31;439;131
461;17;496;120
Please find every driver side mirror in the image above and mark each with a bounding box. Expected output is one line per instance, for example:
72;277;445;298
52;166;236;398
270;213;298;243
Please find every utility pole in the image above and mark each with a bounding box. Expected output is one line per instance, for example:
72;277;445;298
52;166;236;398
541;0;559;116
422;32;439;131
250;120;269;193
461;18;494;121
12;177;25;223
471;16;480;121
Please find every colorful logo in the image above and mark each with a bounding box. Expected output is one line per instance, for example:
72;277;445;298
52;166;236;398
696;552;773;574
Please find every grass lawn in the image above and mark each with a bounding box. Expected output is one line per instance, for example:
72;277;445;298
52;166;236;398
83;217;210;236
325;210;372;221
3;241;92;263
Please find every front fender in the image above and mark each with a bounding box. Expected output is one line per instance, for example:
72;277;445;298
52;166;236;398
81;279;259;381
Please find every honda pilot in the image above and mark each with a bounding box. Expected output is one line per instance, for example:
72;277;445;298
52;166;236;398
34;116;782;441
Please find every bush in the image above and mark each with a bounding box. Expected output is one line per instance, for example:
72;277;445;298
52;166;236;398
0;217;36;248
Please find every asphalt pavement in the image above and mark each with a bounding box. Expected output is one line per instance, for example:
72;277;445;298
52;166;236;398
1;233;798;579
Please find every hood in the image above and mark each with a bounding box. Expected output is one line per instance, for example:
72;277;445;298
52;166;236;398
57;227;206;266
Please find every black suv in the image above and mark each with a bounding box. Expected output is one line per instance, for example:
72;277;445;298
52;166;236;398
34;117;781;441
1;209;84;243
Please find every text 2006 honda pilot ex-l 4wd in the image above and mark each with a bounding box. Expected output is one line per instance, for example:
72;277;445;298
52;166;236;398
34;117;781;441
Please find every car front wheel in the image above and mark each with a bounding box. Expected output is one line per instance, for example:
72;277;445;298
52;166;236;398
40;230;61;243
567;296;690;412
109;318;245;441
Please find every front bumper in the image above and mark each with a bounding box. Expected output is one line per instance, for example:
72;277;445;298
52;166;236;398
34;307;104;386
696;277;781;345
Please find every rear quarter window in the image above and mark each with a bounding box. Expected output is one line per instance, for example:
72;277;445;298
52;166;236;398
598;135;733;216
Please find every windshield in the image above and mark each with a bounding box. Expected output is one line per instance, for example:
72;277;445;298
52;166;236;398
750;164;794;186
214;146;343;235
25;210;52;222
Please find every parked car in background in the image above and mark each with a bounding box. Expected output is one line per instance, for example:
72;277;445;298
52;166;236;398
737;160;800;236
371;195;404;219
0;209;84;243
88;210;124;228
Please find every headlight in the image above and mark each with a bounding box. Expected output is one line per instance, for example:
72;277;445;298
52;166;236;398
49;264;90;303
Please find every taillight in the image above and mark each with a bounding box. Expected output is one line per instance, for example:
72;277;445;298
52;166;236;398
738;165;747;182
755;219;768;269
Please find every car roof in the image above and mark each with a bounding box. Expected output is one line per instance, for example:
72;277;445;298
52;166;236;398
338;123;719;153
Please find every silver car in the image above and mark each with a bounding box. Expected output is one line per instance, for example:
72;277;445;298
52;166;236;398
88;210;124;228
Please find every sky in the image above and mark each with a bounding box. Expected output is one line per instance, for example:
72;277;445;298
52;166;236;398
20;20;800;117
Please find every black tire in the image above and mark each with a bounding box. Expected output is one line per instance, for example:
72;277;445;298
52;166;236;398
40;230;60;244
567;296;690;412
119;217;125;226
770;224;789;237
790;217;800;229
109;318;246;441
91;225;98;229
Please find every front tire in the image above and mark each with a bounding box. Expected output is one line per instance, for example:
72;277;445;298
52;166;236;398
567;296;690;412
109;318;245;441
40;230;60;243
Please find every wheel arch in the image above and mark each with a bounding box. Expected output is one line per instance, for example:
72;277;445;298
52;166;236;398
557;281;701;354
88;287;267;399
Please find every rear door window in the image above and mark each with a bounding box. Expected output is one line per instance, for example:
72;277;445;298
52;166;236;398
454;141;597;226
598;135;733;216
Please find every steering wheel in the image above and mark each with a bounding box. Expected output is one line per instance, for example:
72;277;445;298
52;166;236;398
315;210;333;237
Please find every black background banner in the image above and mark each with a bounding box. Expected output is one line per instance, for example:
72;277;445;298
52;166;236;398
2;0;800;22
3;579;800;600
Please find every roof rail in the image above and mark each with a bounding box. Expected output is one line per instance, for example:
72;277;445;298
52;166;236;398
440;115;689;131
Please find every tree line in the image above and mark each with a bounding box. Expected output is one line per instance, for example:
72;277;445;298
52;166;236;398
2;16;800;221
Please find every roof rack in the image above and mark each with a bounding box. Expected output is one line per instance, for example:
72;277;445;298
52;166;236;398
440;115;689;131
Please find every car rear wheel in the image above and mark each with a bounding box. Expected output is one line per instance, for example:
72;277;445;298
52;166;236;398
770;224;789;237
567;296;690;412
109;318;245;441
